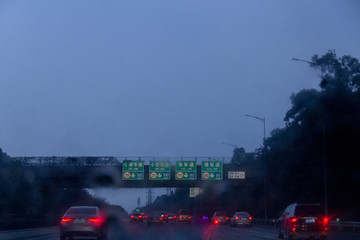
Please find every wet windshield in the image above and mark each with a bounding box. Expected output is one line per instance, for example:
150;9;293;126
0;1;359;240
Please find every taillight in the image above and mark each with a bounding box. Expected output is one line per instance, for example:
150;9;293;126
292;227;296;232
139;215;142;218
215;220;219;224
291;217;298;223
160;218;163;220
165;215;168;218
236;217;239;220
61;218;72;223
144;216;148;219
179;216;182;219
249;216;252;220
323;217;329;226
174;216;176;219
88;218;103;226
131;215;134;218
188;216;191;219
214;217;217;220
226;217;229;220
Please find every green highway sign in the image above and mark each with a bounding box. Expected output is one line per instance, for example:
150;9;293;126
149;161;170;180
175;161;196;180
201;160;223;180
122;160;144;180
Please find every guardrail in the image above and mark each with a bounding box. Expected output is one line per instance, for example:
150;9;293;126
253;218;360;234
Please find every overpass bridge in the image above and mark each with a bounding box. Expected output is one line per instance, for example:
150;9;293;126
12;156;262;188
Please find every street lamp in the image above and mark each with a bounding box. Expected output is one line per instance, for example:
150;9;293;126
291;57;328;217
221;142;238;149
245;114;267;219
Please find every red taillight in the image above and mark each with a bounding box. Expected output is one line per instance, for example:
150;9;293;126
61;218;72;223
236;217;239;220
323;217;329;225
144;216;148;219
291;217;297;222
249;216;252;220
160;218;163;220
226;217;229;220
215;220;219;224
188;216;191;219
131;215;134;218
292;227;296;232
139;215;142;218
214;217;217;220
165;215;168;218
174;216;176;219
179;216;182;219
88;218;103;226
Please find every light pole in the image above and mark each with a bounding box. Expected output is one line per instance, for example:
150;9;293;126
291;57;328;217
221;142;238;149
245;114;267;219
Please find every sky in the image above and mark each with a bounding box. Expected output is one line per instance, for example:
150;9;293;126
1;0;360;210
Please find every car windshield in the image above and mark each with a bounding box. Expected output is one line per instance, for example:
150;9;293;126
1;1;359;240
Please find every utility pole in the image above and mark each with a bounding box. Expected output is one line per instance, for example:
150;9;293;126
147;189;153;205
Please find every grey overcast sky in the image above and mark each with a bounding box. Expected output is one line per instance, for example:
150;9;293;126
1;0;360;158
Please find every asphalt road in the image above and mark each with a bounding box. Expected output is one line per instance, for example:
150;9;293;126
1;223;360;240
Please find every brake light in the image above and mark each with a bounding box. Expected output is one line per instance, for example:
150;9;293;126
226;217;229;220
292;227;296;232
323;217;329;225
174;216;176;219
236;217;239;220
291;217;297;222
61;218;72;223
249;216;252;220
188;216;191;219
131;215;134;218
160;218;163;220
215;220;219;224
88;217;103;225
139;215;142;218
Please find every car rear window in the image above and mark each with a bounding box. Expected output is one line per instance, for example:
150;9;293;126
217;211;228;216
67;207;97;215
295;205;322;217
237;212;249;217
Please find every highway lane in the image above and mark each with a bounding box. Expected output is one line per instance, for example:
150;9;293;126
1;224;360;240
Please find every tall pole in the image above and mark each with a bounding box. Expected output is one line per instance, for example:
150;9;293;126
245;114;267;219
292;57;328;217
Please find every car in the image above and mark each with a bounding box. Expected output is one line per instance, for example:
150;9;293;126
166;212;177;223
130;213;147;223
230;212;252;227
147;212;164;225
60;206;107;240
277;203;328;240
177;209;192;223
211;211;230;225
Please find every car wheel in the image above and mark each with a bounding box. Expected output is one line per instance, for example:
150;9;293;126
277;226;283;239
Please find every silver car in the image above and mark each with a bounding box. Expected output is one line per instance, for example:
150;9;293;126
230;212;252;227
60;206;107;240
